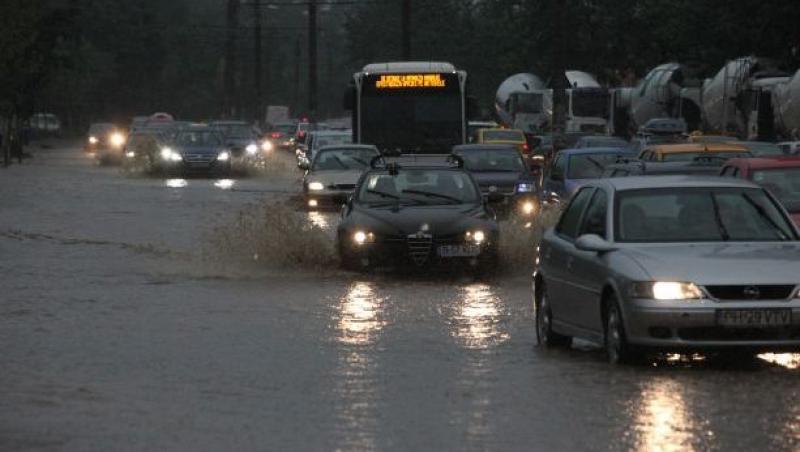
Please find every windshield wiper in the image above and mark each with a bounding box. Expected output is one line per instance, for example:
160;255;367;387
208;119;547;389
741;193;791;241
401;189;462;204
709;193;730;241
366;189;400;200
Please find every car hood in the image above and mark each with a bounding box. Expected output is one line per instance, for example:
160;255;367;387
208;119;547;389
470;172;526;190
619;243;800;285
306;170;363;186
346;204;495;236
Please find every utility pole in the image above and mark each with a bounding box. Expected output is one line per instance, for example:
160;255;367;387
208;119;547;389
308;0;318;119
550;0;567;136
253;0;263;123
293;35;301;114
224;0;239;118
401;0;411;60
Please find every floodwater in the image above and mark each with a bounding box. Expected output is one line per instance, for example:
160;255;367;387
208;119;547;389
0;143;798;451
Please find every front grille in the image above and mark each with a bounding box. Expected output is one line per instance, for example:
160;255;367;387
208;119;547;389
677;327;800;341
407;233;433;266
184;153;214;163
704;285;796;301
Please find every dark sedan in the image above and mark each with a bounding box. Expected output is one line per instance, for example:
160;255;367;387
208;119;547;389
337;161;501;273
160;127;231;176
452;144;538;218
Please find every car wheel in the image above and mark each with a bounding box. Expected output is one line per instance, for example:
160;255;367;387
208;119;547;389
536;285;572;347
604;296;642;364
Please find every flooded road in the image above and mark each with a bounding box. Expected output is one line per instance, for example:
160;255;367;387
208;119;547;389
1;143;798;451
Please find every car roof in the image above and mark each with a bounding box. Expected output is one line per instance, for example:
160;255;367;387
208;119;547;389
362;61;455;74
590;175;760;192
453;144;520;152
310;130;350;137
559;147;634;156
209;120;249;126
648;142;748;153
316;144;378;152
725;156;800;169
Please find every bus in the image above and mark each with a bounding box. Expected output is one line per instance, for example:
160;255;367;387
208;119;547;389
344;61;470;154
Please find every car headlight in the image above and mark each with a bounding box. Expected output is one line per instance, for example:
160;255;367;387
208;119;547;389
245;144;258;155
109;132;125;147
308;182;325;191
161;147;173;160
353;230;375;245
261;141;274;152
217;151;230;161
520;200;536;215
125;151;135;158
630;282;704;300
88;136;98;144
465;230;485;244
516;183;534;193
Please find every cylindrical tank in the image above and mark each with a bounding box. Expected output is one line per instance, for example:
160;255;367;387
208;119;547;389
494;73;546;127
774;69;800;139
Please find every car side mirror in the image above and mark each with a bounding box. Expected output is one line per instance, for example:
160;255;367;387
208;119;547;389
487;192;505;204
574;234;616;253
299;159;309;170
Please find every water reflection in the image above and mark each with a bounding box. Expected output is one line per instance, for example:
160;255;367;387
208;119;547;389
337;282;385;346
308;211;331;230
758;353;800;369
452;284;509;350
213;179;235;190
632;379;701;452
165;178;188;188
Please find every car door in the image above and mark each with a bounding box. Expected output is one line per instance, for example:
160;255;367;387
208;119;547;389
544;187;594;326
568;188;610;334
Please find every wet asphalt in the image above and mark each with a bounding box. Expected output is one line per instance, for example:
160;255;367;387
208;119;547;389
0;143;798;451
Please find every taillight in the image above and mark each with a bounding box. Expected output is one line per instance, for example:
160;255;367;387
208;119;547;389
522;143;530;154
271;132;281;138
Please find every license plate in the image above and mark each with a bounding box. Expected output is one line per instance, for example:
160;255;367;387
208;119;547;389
437;245;480;258
715;309;792;328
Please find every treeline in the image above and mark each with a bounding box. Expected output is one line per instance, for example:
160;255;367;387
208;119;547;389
344;0;800;113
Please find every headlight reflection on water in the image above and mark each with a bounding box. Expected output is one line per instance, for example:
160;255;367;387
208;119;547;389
453;284;509;350
214;179;235;190
165;178;188;188
337;282;385;346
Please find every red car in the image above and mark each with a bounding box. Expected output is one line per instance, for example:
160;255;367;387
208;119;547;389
720;157;800;225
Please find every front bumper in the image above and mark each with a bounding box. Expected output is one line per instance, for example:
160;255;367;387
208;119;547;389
625;297;800;350
342;237;497;269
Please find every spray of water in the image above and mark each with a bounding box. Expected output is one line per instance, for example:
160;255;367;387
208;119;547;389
206;200;337;270
497;207;562;275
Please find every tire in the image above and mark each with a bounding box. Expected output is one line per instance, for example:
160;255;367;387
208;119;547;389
536;284;572;347
604;296;642;364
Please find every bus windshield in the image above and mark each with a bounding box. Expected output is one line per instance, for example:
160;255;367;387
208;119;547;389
360;72;463;153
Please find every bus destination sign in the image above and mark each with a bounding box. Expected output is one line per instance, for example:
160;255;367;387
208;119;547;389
375;74;447;89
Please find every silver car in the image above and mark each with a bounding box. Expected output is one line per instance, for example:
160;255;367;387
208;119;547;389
533;176;800;363
303;145;380;209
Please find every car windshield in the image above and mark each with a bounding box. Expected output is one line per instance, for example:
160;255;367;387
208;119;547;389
358;170;480;205
214;124;252;139
459;149;525;172
752;168;800;212
662;151;745;162
580;137;629;148
315;134;351;149
176;131;222;146
744;143;785;156
568;153;624;179
616;187;797;242
483;130;524;142
272;124;295;134
312;148;377;171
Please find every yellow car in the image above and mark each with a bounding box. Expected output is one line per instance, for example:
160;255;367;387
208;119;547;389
476;128;529;155
638;142;751;162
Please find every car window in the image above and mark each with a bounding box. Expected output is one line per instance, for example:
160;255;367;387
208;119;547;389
556;187;594;239
312;148;378;171
615;187;797;242
459;149;525;172
579;189;608;238
567;154;623;179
